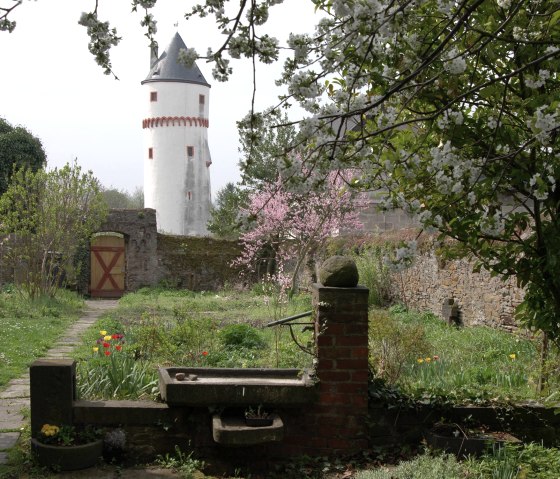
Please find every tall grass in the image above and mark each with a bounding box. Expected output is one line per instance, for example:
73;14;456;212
76;354;157;400
369;307;545;401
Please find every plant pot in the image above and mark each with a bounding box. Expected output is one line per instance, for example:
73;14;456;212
425;427;520;458
31;438;103;470
245;417;274;427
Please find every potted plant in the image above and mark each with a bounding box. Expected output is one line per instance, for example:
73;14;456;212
103;428;127;464
244;405;273;427
31;423;104;471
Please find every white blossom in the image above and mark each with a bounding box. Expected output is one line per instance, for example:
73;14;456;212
480;210;504;236
177;47;198;67
437;109;464;129
444;48;467;75
525;69;551;89
528;106;560;145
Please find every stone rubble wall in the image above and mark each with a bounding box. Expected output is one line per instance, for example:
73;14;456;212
388;239;525;331
156;234;246;291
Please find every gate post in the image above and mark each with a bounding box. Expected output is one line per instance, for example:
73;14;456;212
310;263;370;454
30;359;76;437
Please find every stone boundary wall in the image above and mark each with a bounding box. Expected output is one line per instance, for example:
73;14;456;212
73;209;245;295
156;234;246;291
389;239;525;330
369;401;560;447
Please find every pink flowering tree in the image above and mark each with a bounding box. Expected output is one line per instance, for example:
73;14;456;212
234;170;367;296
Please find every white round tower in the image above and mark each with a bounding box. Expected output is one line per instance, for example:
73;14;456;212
141;33;212;236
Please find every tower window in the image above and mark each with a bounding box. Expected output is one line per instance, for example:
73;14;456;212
150;91;158;102
199;95;205;105
148;147;154;159
187;146;194;158
187;191;192;200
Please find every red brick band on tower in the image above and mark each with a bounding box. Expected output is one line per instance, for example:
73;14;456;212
142;116;209;129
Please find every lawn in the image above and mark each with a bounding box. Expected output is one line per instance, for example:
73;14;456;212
0;286;84;388
71;286;314;399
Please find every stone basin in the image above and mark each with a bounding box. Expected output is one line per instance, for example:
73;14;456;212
158;367;318;407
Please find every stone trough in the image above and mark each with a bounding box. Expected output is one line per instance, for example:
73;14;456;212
158;367;318;407
158;367;318;445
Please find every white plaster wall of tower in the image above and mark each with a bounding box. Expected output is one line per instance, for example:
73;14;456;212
142;33;212;237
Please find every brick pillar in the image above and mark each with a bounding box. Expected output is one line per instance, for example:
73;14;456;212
30;359;76;437
312;283;369;454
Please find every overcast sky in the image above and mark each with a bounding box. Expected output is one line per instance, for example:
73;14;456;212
0;0;317;199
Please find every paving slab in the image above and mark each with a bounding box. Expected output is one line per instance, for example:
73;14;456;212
0;385;29;399
0;417;23;431
0;432;19;450
0;397;29;409
54;466;184;478
8;378;30;386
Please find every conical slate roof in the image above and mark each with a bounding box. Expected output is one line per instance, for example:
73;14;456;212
142;32;210;87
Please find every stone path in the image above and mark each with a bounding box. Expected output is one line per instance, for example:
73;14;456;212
0;299;118;465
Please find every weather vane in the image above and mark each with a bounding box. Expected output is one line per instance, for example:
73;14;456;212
174;22;178;28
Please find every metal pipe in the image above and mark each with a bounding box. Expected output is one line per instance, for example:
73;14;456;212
264;310;313;327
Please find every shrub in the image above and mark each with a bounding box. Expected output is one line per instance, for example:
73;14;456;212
168;310;218;361
464;443;560;479
356;453;463;479
220;323;266;350
127;311;171;360
368;309;431;384
353;246;392;307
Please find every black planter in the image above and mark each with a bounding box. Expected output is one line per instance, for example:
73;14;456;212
31;438;103;470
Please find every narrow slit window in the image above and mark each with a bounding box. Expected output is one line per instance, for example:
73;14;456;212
187;146;194;158
199;94;205;105
150;91;158;102
148;147;153;159
187;191;192;200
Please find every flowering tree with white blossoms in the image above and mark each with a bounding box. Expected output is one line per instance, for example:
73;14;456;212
234;169;367;295
4;0;560;341
182;0;560;344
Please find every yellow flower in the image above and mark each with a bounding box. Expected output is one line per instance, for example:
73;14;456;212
100;330;107;336
417;358;424;364
104;335;112;341
40;424;59;437
92;347;99;353
425;357;431;363
509;353;516;360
